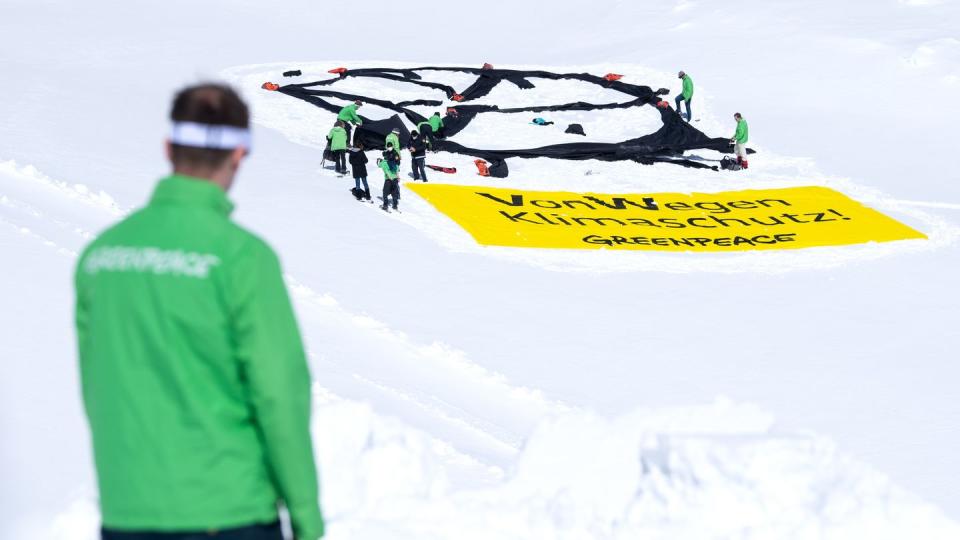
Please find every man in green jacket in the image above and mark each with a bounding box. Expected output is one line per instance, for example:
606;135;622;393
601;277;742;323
675;71;693;122
384;128;402;162
327;121;348;174
731;112;749;168
75;84;324;540
377;156;400;212
428;111;444;138
337;99;363;143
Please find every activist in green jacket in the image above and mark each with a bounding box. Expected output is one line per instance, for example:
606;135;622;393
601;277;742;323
731;112;750;164
337;103;362;125
378;157;399;180
76;173;323;540
385;131;401;155
681;73;694;100
733;114;749;144
77;85;324;540
428;113;444;132
328;125;348;151
675;71;694;121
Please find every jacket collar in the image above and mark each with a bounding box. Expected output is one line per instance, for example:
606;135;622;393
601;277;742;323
149;174;235;216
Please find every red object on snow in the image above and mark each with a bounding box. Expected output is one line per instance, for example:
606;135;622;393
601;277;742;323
451;93;465;102
261;82;280;91
603;73;623;81
474;160;490;177
446;107;459;117
427;164;457;174
482;63;494;70
328;67;348;74
656;100;669;108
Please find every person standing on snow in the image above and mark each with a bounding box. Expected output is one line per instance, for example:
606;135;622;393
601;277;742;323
327;120;348;174
337;99;363;144
74;84;324;540
349;141;371;200
384;128;402;164
377;156;400;211
731;112;749;168
408;129;428;182
675;71;693;122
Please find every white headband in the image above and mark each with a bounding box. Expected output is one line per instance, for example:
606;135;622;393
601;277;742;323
170;122;252;151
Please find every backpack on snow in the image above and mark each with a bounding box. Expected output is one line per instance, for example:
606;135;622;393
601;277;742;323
720;156;742;171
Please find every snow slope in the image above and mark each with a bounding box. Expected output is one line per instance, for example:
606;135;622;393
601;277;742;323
2;1;960;539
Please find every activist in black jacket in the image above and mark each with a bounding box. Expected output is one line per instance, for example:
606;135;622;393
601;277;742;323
408;130;428;182
348;143;371;200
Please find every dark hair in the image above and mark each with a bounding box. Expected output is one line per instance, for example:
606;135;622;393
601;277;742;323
734;112;742;119
169;83;249;169
355;141;365;149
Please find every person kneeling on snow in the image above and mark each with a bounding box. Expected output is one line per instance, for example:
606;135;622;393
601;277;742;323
731;112;749;168
416;119;434;148
408;130;428;182
327;121;348;174
349;141;370;200
429;111;445;139
377;156;400;211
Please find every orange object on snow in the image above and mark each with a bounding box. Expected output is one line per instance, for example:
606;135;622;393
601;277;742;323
603;73;623;81
482;63;494;70
328;67;347;74
451;93;465;102
474;159;490;176
261;82;280;91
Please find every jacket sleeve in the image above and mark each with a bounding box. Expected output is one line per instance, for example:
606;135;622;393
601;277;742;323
229;239;324;540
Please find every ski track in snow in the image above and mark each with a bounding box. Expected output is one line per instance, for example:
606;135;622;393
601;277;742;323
0;156;567;470
223;61;960;275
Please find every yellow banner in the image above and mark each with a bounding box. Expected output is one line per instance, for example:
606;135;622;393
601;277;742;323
406;183;926;251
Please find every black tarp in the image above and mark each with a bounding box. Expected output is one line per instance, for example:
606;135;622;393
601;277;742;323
354;115;410;152
274;66;753;174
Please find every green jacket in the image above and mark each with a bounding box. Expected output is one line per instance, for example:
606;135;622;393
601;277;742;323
681;74;694;100
328;126;348;151
733;118;749;143
379;159;398;180
428;114;444;132
385;132;401;154
75;175;323;540
337;104;361;125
